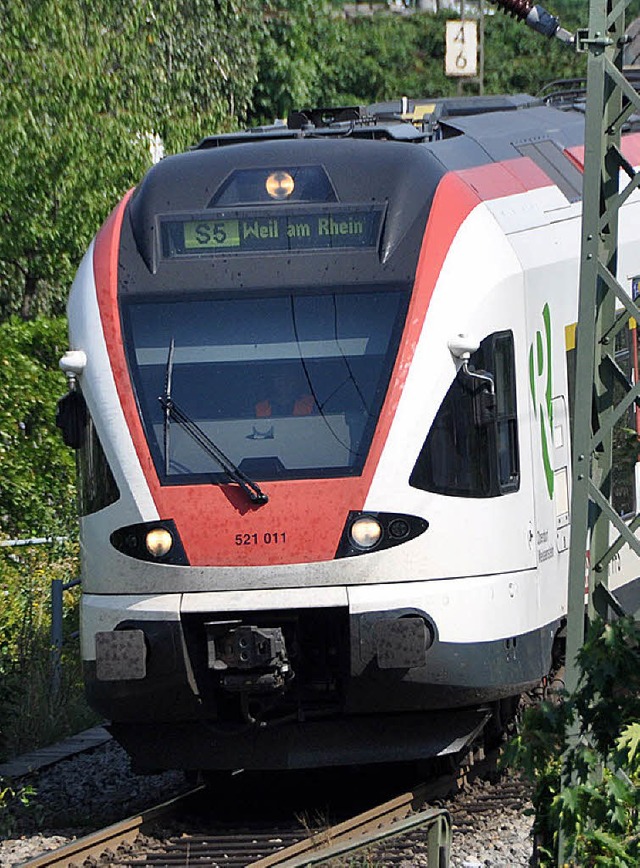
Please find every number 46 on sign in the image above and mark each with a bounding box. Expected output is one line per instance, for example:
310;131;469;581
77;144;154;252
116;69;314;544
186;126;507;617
445;20;478;77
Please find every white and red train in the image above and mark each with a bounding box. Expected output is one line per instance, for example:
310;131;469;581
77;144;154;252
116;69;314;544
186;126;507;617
58;93;640;771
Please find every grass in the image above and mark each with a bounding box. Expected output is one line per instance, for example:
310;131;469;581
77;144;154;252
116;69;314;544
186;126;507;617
1;637;99;760
0;541;99;763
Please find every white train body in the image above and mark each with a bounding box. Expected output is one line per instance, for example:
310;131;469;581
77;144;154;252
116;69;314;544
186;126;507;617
60;96;640;770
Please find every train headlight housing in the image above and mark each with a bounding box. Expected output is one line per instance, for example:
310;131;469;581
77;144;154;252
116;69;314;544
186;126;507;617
111;520;188;565
349;516;383;550
145;528;174;558
336;511;429;559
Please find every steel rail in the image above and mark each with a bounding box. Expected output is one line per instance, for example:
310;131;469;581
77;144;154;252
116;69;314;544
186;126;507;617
20;786;205;868
249;781;450;867
256;808;451;867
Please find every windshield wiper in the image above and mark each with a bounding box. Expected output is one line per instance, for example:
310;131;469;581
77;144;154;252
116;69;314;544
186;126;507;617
160;341;268;506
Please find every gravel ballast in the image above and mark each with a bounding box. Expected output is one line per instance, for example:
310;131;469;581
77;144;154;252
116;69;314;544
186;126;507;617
0;739;534;867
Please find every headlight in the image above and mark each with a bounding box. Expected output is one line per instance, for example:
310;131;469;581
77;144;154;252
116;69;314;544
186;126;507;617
349;516;382;550
266;170;295;199
145;527;173;557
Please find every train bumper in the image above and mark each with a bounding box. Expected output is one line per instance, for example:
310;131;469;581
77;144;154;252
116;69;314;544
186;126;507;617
82;583;556;770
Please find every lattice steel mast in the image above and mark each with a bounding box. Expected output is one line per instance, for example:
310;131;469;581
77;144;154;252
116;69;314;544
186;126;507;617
489;0;640;652
490;2;640;861
563;0;640;693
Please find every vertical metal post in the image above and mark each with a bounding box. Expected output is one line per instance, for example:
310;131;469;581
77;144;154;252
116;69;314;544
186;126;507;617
427;814;451;867
479;0;485;95
50;576;81;698
458;0;466;96
51;577;64;698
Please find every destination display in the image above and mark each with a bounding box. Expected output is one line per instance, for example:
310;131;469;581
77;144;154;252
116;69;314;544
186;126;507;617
160;206;383;258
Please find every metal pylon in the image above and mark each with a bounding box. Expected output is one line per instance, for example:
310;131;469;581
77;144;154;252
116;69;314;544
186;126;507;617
565;0;640;695
561;0;640;861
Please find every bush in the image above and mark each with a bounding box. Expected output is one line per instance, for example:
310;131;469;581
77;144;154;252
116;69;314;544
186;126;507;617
0;316;94;761
0;316;76;539
0;540;96;762
506;617;640;866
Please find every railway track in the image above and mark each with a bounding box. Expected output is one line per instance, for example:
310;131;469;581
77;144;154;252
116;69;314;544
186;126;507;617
18;787;204;868
18;745;524;868
19;767;457;868
8;714;534;868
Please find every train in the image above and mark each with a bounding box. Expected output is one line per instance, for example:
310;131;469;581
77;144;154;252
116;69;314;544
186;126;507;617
56;90;640;772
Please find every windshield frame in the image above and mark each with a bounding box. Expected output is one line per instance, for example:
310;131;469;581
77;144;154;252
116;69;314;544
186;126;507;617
120;284;410;486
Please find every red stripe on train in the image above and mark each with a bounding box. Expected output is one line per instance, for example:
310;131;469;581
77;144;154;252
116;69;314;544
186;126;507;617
565;131;640;171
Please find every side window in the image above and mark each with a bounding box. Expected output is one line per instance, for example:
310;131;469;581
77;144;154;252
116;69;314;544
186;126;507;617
409;331;519;498
494;334;519;490
77;413;120;516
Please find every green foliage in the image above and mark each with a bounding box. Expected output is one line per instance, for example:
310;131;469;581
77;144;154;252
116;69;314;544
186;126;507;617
141;0;264;152
250;1;347;123
0;0;264;320
0;778;36;837
0;317;75;538
506;617;640;866
483;12;585;96
322;12;457;105
0;1;148;318
0;315;94;761
0;539;95;763
573;619;640;756
252;9;587;116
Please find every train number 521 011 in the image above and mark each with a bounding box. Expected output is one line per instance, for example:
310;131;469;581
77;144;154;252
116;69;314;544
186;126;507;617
235;531;287;546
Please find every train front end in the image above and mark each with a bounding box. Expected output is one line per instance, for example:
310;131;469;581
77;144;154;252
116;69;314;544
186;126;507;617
61;130;536;771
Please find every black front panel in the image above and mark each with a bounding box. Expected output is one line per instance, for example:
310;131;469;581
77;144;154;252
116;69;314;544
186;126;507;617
120;138;445;289
117;137;445;487
181;608;350;726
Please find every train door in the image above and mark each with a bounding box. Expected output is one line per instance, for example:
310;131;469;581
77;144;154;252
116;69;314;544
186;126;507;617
551;396;570;555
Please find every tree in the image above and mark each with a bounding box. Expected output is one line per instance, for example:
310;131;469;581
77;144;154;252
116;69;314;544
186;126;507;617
251;8;587;116
249;1;345;124
321;11;585;106
0;0;264;321
141;0;264;152
0;317;75;538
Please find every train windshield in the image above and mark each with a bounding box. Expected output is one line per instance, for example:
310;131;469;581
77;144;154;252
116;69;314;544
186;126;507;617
122;288;408;483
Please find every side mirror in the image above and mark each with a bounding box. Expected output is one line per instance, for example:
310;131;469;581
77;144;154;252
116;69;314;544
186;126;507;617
56;390;87;449
59;350;87;378
448;333;480;361
57;349;88;449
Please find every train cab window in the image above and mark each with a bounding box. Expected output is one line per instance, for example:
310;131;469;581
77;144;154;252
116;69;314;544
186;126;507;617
121;287;409;484
410;331;519;498
77;413;120;516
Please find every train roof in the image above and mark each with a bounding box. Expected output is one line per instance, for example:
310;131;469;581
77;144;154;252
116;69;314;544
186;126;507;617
194;93;545;150
193;74;640;174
